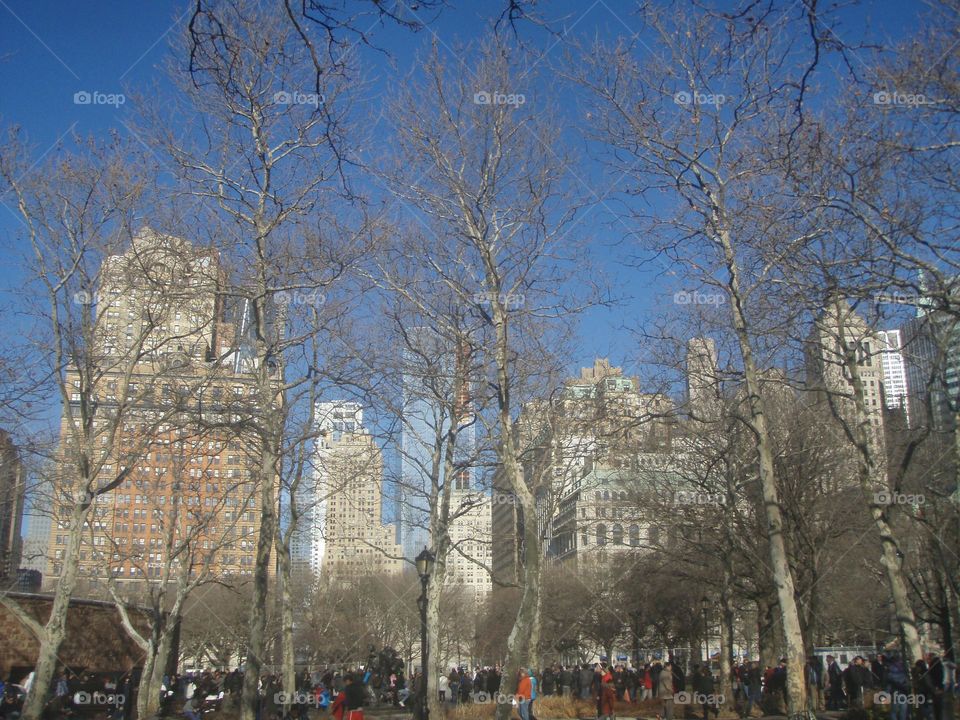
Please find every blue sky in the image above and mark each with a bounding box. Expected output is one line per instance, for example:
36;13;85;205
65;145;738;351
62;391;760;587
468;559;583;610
0;0;926;381
0;0;928;533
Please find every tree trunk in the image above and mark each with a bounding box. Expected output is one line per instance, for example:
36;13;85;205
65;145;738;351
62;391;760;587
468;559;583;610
495;499;541;720
719;228;809;719
834;303;925;666
426;567;444;720
719;583;734;708
277;539;296;715
242;441;279;720
20;503;89;720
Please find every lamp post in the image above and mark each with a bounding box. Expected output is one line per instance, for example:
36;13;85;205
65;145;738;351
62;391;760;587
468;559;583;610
629;610;643;666
700;595;710;666
416;548;436;720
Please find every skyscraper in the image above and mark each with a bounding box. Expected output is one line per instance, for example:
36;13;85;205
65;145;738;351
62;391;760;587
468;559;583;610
0;430;24;580
878;329;910;421
318;408;403;580
46;228;270;589
292;401;365;576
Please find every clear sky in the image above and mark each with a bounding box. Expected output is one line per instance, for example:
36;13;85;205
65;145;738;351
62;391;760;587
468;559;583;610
0;0;924;382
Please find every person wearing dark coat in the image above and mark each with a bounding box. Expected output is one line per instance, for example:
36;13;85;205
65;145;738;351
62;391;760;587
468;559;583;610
826;655;846;710
693;665;719;720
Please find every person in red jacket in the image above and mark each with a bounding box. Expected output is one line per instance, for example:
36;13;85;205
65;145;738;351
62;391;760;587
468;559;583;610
516;669;533;720
599;680;617;720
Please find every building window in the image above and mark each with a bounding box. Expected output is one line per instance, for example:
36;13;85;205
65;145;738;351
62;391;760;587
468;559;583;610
597;524;607;546
629;524;640;547
612;524;624;545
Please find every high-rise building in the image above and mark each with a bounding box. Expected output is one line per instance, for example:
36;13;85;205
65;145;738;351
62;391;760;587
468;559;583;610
901;302;960;433
806;301;887;443
0;430;24;580
493;359;673;577
319;414;403;580
878;330;910;421
445;491;492;595
292;401;365;577
686;338;722;421
398;328;477;559
46;228;270;590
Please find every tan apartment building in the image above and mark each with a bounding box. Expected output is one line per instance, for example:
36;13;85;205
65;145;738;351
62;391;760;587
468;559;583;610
46;228;272;591
320;422;403;580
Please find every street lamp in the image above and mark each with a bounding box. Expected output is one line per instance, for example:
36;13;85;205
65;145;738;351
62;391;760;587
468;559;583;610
416;548;436;720
700;595;710;666
629;610;643;666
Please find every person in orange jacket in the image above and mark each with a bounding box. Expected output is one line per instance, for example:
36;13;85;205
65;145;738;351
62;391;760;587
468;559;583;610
516;669;533;720
599;680;617;720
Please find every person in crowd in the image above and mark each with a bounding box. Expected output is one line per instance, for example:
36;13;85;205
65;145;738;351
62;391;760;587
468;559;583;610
927;652;945;720
516;669;533;720
804;656;823;712
182;692;201;720
693;664;719;720
579;664;594;700
657;661;675;720
914;659;935;720
825;655;845;710
560;665;573;697
640;664;653;702
599;673;617;720
884;651;911;720
843;657;865;709
345;673;366;720
438;672;449;703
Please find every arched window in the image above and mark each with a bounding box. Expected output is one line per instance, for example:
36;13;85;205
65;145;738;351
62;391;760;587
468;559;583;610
629;524;640;547
612;524;624;545
603;490;610;500
648;526;660;546
595;491;602;501
597;524;607;546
